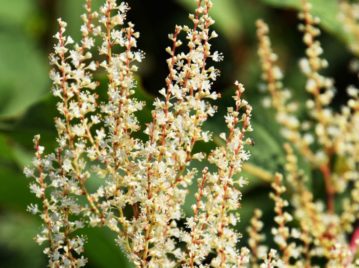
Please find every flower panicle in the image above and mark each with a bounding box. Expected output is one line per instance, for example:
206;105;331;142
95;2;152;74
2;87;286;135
26;0;255;267
256;0;359;265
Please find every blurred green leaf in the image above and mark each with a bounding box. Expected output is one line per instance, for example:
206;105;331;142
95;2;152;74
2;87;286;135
85;228;133;268
250;121;284;170
10;95;56;154
11;143;33;168
260;0;351;45
177;0;241;40
0;131;33;168
240;189;273;228
0;166;33;210
0;33;48;119
0;134;14;162
0;0;33;26
61;0;103;41
0;212;44;268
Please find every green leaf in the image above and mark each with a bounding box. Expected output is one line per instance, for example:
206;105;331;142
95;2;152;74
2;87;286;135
61;0;103;41
0;134;14;162
259;0;351;46
11;143;33;168
11;95;57;153
85;228;133;268
250;121;284;171
0;166;34;210
0;212;45;268
0;133;32;172
0;32;48;119
0;0;33;26
177;0;242;40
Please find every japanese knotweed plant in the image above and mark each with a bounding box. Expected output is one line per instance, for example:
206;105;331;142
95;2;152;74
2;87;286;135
25;0;359;267
25;0;253;267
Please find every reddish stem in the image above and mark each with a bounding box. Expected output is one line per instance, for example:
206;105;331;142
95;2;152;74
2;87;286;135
319;164;334;214
350;227;359;254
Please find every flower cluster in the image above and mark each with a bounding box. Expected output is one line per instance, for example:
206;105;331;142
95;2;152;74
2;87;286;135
25;0;253;267
25;0;359;267
256;0;359;266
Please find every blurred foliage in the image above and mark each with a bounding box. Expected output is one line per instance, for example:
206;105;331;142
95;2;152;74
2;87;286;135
0;0;357;267
260;0;351;43
178;0;242;40
0;0;47;119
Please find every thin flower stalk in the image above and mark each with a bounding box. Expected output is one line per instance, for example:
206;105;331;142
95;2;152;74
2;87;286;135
256;19;316;164
269;173;293;264
247;209;266;268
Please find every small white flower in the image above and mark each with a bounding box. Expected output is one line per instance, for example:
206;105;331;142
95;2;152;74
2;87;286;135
63;159;73;172
35;234;47;245
87;61;97;71
299;58;311;74
66;36;74;45
24;167;34;178
95;129;106;141
303;133;314;145
30;183;43;198
83;37;94;49
27;204;40;215
212;51;224;62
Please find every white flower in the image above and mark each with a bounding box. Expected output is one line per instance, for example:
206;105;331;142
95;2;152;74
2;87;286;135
63;159;73;172
50;70;61;85
66;36;74;45
96;129;106;141
30;183;43;198
83;37;94;49
35;234;48;245
299;58;311;74
303;133;314;145
27;204;40;215
212;51;224;62
87;61;97;71
24;167;34;178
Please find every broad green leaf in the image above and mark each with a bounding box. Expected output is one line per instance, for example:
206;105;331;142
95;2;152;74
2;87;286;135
0;32;48;119
250;121;284;169
11;95;57;152
259;0;351;46
0;134;14;162
11;143;33;168
0;212;44;268
0;166;34;210
239;189;273;229
0;131;34;168
0;0;33;26
177;0;241;40
85;228;133;268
